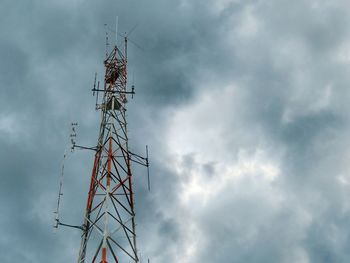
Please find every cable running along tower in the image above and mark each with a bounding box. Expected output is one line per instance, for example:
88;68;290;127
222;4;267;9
55;24;149;263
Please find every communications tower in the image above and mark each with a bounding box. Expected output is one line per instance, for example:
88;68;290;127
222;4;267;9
55;24;149;263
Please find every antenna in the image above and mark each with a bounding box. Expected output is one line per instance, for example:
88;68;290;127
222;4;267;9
104;24;109;58
114;23;144;52
92;73;101;110
70;122;78;152
115;16;119;46
146;145;150;191
131;71;135;99
95;81;100;110
53;150;67;229
125;32;128;59
92;73;97;96
54;122;78;229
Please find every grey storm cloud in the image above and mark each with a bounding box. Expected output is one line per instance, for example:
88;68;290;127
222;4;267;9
2;0;350;262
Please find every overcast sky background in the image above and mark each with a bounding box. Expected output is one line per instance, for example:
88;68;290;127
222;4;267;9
2;0;350;262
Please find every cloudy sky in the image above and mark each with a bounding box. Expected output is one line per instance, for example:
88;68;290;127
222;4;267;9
2;0;350;262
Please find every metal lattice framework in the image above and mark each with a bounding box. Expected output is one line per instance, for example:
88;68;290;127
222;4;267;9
75;38;148;263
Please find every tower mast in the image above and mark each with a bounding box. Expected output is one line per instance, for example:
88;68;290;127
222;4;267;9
74;24;147;263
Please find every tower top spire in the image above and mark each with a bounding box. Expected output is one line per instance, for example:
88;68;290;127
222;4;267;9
115;16;119;47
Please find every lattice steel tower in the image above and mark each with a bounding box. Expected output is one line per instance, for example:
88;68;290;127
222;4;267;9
55;26;149;263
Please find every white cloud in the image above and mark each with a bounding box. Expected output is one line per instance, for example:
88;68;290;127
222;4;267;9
163;83;286;261
209;0;241;14
236;5;261;38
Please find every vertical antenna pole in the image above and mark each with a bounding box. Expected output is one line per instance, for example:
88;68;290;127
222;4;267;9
131;71;135;99
92;72;97;96
115;16;119;47
125;35;128;60
95;81;100;110
146;145;150;191
54;150;67;228
104;24;109;58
